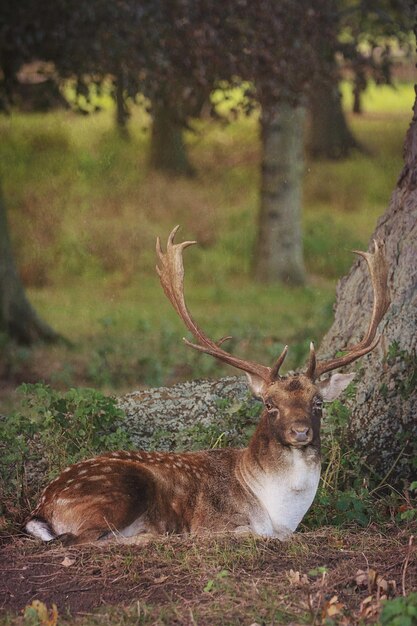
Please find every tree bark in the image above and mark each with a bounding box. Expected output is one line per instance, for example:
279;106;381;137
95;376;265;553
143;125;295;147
318;94;417;485
254;102;306;285
149;104;194;177
118;377;253;451
307;80;362;159
0;183;60;344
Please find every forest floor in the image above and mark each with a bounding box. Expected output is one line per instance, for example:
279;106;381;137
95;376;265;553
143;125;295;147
0;525;416;625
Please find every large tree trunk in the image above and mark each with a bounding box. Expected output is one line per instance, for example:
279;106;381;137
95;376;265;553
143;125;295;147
318;95;417;485
149;104;194;177
0;184;60;344
254;102;306;285
307;80;362;159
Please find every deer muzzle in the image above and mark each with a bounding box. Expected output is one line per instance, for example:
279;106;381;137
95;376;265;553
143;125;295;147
289;425;313;445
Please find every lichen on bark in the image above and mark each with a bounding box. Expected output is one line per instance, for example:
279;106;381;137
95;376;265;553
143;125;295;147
118;376;259;451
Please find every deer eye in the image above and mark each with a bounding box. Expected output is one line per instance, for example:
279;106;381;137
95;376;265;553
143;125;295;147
313;396;323;413
265;400;279;414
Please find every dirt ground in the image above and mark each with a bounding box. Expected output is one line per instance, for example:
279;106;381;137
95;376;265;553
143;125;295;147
0;525;416;625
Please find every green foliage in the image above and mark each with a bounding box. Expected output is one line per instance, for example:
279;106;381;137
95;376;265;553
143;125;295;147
397;482;417;524
307;566;328;577
341;80;415;115
203;568;229;593
0;384;132;512
23;600;58;626
380;593;417;626
0;411;38;509
2;86;411;286
386;341;417;400
20;383;132;467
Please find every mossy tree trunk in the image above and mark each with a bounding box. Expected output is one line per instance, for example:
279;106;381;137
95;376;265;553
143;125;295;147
318;94;417;485
149;104;194;177
254;102;306;285
307;79;361;159
0;184;60;344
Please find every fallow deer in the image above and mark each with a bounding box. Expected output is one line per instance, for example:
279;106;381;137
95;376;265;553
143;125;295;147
24;227;390;545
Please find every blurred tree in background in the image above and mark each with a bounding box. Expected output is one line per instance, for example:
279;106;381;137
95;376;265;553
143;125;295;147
1;0;335;291
0;0;414;344
307;0;414;160
0;0;64;342
0;186;60;343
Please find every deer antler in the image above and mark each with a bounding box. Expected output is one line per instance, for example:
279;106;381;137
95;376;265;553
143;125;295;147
156;226;288;383
306;239;391;380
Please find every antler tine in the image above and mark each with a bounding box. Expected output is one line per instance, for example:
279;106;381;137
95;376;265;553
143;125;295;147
309;240;390;380
270;345;289;380
351;241;391;349
305;342;316;380
157;226;272;382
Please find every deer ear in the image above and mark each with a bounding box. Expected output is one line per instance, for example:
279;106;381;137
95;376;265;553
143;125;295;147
245;373;267;398
318;373;355;403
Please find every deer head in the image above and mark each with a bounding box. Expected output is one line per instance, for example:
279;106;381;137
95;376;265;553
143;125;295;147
157;226;391;450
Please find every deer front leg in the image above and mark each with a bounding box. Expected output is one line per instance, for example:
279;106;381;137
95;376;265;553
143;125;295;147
271;524;293;541
235;520;293;540
106;532;157;546
54;529;112;546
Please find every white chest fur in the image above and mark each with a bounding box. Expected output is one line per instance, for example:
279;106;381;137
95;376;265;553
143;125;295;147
247;448;321;538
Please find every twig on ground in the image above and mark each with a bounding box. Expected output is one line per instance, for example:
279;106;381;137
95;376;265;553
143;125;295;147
401;535;414;597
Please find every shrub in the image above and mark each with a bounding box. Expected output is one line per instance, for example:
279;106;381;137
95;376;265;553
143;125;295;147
380;593;417;626
0;384;132;516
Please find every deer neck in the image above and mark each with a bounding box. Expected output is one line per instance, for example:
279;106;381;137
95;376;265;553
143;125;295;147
236;412;321;537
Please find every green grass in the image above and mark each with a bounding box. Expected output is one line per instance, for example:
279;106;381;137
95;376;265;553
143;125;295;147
341;79;415;114
0;80;414;400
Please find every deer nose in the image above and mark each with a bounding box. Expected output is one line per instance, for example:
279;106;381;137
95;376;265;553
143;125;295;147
291;426;311;442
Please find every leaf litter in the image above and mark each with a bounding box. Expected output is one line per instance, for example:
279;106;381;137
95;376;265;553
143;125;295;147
0;525;415;625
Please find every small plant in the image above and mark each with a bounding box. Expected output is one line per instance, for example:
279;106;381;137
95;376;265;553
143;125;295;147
24;600;58;626
379;592;417;626
396;482;417;523
203;569;230;593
